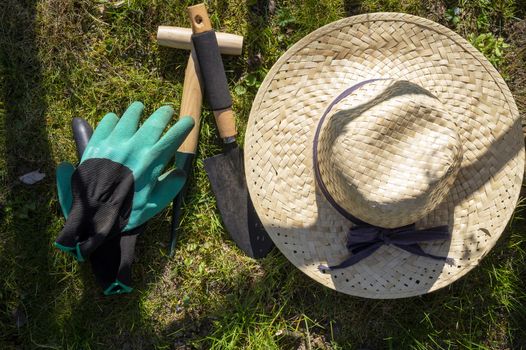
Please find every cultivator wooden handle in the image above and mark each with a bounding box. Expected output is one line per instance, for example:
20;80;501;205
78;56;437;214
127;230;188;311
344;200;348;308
177;53;203;154
157;3;244;254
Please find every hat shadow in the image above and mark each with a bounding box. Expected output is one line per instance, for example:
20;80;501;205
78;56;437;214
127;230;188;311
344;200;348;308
158;214;525;348
311;80;524;297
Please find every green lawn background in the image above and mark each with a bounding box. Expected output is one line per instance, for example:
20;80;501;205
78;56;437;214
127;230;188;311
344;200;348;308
1;0;525;349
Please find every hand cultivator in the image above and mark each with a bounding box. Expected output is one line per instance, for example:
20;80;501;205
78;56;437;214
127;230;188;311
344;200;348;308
156;6;245;256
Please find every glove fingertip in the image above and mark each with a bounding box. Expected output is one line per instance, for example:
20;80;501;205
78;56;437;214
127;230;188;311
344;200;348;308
124;102;144;120
178;115;195;132
128;101;145;112
159;105;175;115
100;112;119;124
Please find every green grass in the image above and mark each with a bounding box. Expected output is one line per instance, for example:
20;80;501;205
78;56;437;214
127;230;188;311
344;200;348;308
1;0;526;349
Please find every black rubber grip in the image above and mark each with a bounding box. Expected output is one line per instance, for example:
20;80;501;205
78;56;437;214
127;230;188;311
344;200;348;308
191;30;232;111
72;117;93;159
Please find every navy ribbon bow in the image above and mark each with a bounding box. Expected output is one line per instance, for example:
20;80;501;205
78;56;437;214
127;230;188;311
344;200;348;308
318;224;450;271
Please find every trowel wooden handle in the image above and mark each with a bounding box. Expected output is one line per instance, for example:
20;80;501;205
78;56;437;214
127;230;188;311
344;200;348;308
188;3;237;140
177;51;203;154
211;108;236;140
157;26;243;56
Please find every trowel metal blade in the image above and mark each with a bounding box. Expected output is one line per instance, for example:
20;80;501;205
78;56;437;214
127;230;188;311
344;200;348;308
203;146;273;258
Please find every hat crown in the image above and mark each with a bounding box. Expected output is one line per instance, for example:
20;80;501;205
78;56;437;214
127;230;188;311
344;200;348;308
317;79;463;228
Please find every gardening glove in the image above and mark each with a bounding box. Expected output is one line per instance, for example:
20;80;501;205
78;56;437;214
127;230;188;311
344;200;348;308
58;183;143;294
55;101;194;267
57;117;143;295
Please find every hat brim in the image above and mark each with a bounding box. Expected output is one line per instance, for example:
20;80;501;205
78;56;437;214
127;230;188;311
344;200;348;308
245;13;524;298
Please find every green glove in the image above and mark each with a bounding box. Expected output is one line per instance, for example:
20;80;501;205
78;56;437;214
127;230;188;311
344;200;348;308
55;101;194;262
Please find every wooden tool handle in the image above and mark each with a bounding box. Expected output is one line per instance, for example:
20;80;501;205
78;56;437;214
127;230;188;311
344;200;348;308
157;26;243;56
188;3;237;141
212;108;236;140
188;4;212;34
177;51;203;154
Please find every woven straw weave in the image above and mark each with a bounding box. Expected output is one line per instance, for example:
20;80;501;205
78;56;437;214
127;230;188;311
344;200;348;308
317;79;463;228
245;13;524;298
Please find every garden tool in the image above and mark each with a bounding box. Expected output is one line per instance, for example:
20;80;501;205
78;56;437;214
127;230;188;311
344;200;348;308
188;3;274;258
156;20;244;255
157;26;242;56
55;102;194;293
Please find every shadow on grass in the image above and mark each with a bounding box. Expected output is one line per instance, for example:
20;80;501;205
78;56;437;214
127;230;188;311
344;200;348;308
343;0;364;15
0;2;171;347
504;17;526;350
0;0;57;346
159;219;526;349
506;205;526;349
58;221;173;348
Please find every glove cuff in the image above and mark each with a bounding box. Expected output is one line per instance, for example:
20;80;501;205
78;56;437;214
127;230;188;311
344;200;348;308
53;241;86;262
55;200;126;261
103;280;133;296
90;225;143;295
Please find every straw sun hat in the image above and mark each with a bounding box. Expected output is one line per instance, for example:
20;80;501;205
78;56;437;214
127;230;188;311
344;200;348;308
245;13;524;299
